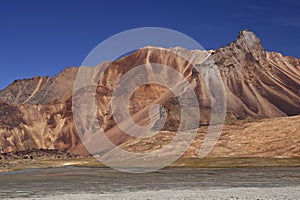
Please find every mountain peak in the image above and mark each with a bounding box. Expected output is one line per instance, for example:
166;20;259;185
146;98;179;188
231;29;266;60
236;29;262;49
238;29;257;38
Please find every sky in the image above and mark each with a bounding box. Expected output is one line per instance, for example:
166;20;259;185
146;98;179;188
0;0;299;89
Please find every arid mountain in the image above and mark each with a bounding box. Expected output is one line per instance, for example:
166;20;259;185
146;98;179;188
0;30;299;158
0;67;77;105
212;30;300;117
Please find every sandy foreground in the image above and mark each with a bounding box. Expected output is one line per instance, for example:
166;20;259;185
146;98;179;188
4;187;300;200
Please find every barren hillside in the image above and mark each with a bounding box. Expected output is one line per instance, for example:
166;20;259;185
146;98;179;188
0;30;299;158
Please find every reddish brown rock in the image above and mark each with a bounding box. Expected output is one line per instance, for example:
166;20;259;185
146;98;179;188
0;30;299;158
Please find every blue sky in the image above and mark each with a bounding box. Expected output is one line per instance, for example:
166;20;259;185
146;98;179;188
0;0;299;89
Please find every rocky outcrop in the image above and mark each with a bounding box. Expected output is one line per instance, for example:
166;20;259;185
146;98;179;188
212;30;300;117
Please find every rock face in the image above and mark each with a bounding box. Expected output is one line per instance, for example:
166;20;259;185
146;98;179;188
212;30;300;117
0;30;299;158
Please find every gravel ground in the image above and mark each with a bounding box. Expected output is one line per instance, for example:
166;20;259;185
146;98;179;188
5;187;300;200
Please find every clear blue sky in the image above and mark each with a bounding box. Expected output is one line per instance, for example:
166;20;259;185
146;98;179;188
0;0;299;89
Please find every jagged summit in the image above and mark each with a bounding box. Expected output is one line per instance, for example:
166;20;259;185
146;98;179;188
136;30;264;62
214;29;266;64
237;29;258;40
235;29;264;53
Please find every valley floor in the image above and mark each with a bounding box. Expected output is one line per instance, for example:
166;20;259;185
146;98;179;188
1;156;300;172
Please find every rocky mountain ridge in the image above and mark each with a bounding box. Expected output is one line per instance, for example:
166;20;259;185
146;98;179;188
0;29;299;158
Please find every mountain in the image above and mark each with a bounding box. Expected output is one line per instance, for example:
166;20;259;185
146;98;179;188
0;30;299;158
